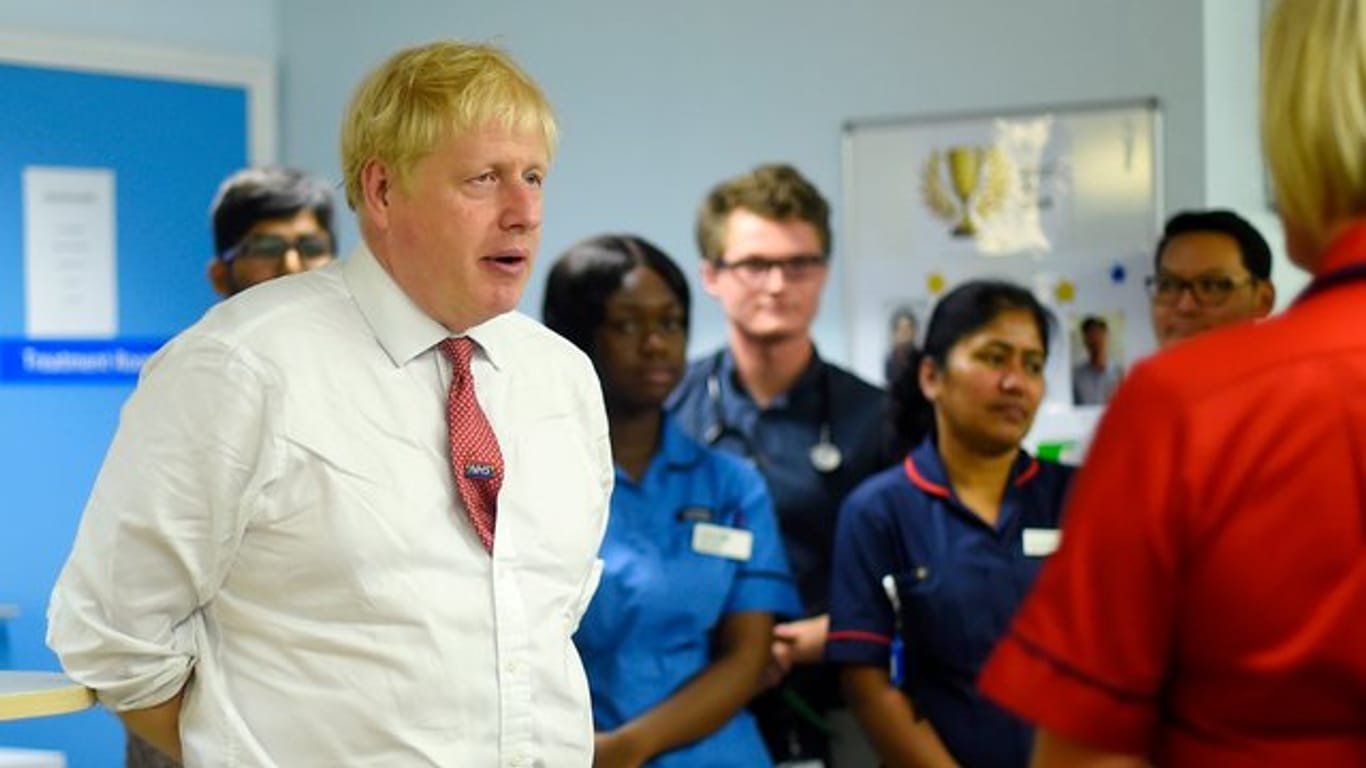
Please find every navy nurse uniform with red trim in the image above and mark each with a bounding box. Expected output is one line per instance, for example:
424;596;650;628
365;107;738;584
826;436;1074;767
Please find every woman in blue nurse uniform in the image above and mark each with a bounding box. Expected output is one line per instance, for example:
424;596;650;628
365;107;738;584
543;234;802;768
826;280;1074;767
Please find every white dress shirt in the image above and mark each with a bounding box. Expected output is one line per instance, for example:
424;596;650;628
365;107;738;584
48;246;613;767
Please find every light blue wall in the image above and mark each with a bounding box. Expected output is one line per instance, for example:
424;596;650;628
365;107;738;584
1203;0;1308;308
0;0;277;58
278;0;1209;360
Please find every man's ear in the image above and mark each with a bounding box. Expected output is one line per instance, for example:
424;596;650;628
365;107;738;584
1255;279;1276;318
207;259;233;298
360;159;394;228
700;259;722;298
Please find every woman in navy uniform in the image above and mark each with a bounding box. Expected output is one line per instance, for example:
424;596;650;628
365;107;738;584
826;280;1074;767
544;235;802;767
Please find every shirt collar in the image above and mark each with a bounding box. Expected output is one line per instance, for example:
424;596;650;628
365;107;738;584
717;344;827;409
658;414;707;470
902;435;1040;500
1315;219;1366;275
613;415;707;486
461;315;512;371
343;244;510;370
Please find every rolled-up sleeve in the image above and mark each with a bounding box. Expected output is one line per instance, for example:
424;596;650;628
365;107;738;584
826;482;898;668
47;332;277;712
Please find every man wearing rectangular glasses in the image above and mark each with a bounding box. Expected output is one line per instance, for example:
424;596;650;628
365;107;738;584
1145;209;1276;348
668;163;888;767
124;167;336;768
207;166;337;297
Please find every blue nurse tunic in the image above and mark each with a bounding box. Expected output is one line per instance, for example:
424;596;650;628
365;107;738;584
574;416;803;767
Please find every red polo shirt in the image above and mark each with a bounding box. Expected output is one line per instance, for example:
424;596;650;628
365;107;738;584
979;223;1366;766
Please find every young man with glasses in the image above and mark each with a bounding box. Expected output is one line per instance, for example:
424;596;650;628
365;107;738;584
208;166;337;297
668;163;887;767
1144;209;1275;348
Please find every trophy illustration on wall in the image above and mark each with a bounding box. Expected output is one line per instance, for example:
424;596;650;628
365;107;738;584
921;144;1014;238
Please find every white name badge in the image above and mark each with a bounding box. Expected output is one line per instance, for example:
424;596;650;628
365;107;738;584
1022;528;1061;557
692;522;753;561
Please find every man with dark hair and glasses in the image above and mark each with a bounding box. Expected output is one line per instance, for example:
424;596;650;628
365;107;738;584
668;163;887;766
208;166;337;297
124;167;335;768
124;168;336;768
1145;208;1275;348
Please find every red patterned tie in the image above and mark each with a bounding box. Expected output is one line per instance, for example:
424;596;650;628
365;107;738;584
440;337;503;554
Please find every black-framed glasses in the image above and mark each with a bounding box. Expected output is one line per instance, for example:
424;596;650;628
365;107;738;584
1144;273;1256;307
222;233;334;265
716;254;828;284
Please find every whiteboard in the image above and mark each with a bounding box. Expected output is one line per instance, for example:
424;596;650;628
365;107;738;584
841;99;1163;420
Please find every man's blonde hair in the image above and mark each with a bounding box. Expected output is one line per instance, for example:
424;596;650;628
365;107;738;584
1262;0;1366;245
340;40;557;209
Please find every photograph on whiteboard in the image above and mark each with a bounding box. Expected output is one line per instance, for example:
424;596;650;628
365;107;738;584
1069;310;1126;407
879;297;931;388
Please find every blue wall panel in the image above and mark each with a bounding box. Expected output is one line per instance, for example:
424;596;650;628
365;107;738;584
0;60;250;767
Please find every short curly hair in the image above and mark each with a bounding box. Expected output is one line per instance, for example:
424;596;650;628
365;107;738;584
340;40;557;210
695;163;831;264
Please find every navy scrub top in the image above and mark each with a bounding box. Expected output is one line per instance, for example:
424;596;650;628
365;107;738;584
666;347;888;615
574;416;803;767
826;436;1075;768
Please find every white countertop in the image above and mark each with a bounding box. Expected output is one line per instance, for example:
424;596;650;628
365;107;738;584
0;747;65;767
0;672;94;721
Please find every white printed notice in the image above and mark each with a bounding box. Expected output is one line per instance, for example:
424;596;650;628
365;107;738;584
23;166;118;338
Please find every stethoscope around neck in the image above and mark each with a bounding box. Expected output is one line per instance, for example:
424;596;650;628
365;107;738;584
703;350;843;473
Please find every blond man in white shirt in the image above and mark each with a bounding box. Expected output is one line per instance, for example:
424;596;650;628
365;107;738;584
48;41;612;767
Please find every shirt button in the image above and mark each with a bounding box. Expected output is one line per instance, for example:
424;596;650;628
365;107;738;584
505;660;523;675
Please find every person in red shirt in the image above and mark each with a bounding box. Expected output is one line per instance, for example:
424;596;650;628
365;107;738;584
978;2;1366;759
978;1;1366;765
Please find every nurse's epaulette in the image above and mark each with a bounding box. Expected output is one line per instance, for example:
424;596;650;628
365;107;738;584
675;506;714;523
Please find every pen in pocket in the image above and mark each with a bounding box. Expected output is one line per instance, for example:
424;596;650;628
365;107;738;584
881;574;905;687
